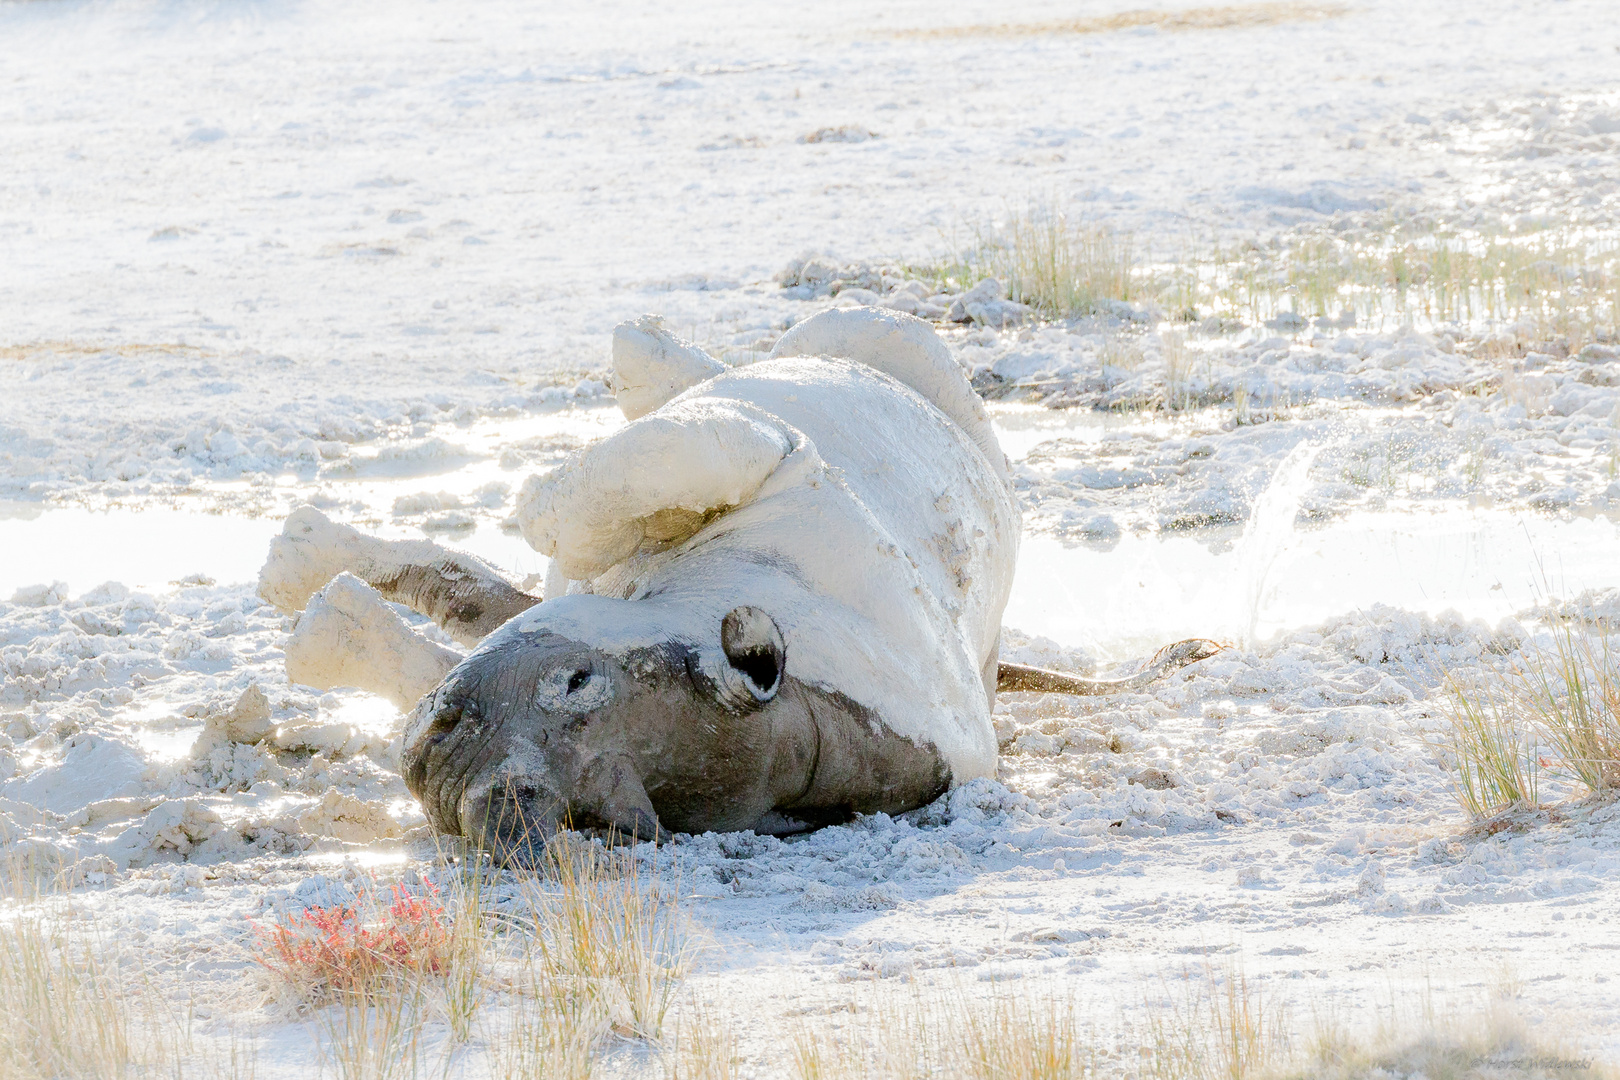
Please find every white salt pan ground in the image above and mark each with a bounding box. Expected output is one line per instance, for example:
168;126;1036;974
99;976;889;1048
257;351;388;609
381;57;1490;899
4;0;1620;1073
6;401;1620;1071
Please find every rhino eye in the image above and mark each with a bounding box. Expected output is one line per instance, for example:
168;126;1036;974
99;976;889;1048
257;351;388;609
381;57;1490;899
541;664;608;713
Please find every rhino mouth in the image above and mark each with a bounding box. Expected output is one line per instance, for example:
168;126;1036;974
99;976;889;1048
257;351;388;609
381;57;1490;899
405;698;562;862
459;778;561;869
467;779;656;866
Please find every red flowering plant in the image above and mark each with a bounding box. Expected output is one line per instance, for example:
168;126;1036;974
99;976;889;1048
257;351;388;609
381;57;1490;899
254;878;452;1000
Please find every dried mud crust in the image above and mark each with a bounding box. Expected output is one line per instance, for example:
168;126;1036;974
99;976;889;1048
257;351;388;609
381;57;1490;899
0;581;426;877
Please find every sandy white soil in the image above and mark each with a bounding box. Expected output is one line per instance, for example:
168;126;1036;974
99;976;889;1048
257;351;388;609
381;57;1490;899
4;0;1620;1074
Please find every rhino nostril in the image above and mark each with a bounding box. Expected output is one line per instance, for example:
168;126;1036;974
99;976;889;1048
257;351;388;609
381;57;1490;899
427;701;470;742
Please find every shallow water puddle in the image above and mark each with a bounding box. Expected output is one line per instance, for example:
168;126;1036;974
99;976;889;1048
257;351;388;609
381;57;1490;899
1;404;1072;600
122;697;207;762
1006;509;1620;660
8;401;1620;660
10;498;1616;663
0;403;625;597
0;503;283;597
0;501;541;600
305;848;411;870
331;694;408;739
986;401;1115;459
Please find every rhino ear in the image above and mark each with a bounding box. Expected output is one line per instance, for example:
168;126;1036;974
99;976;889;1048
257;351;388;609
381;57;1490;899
721;606;784;700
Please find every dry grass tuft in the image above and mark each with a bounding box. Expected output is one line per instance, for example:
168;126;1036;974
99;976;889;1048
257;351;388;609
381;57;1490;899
1160;329;1200;411
1162;225;1620;344
665;1005;742;1080
894;3;1348;40
1441;621;1620;818
1290;993;1613;1080
435;874;488;1046
954;995;1092;1080
999;208;1136;318
1100;331;1147;372
0;914;138;1078
523;832;689;1040
486;833;690;1077
1509;624;1620;796
0;902;256;1078
1441;670;1544;819
791;990;1092;1080
1144;967;1288;1080
929;210;1618;350
315;979;429;1080
247;838;686;1077
944;203;1138;319
490;974;603;1080
785;970;1614;1080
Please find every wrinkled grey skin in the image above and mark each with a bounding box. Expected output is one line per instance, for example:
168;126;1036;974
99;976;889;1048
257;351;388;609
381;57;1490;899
399;611;1221;865
401;598;947;866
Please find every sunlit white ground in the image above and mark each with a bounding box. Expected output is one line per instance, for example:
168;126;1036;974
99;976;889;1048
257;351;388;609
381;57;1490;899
6;0;1620;1074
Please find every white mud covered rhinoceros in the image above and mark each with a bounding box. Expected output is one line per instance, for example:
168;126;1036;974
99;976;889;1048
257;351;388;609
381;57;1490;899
258;307;1216;863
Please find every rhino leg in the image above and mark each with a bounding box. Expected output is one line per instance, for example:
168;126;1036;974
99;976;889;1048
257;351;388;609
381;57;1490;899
284;573;465;708
258;506;539;647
